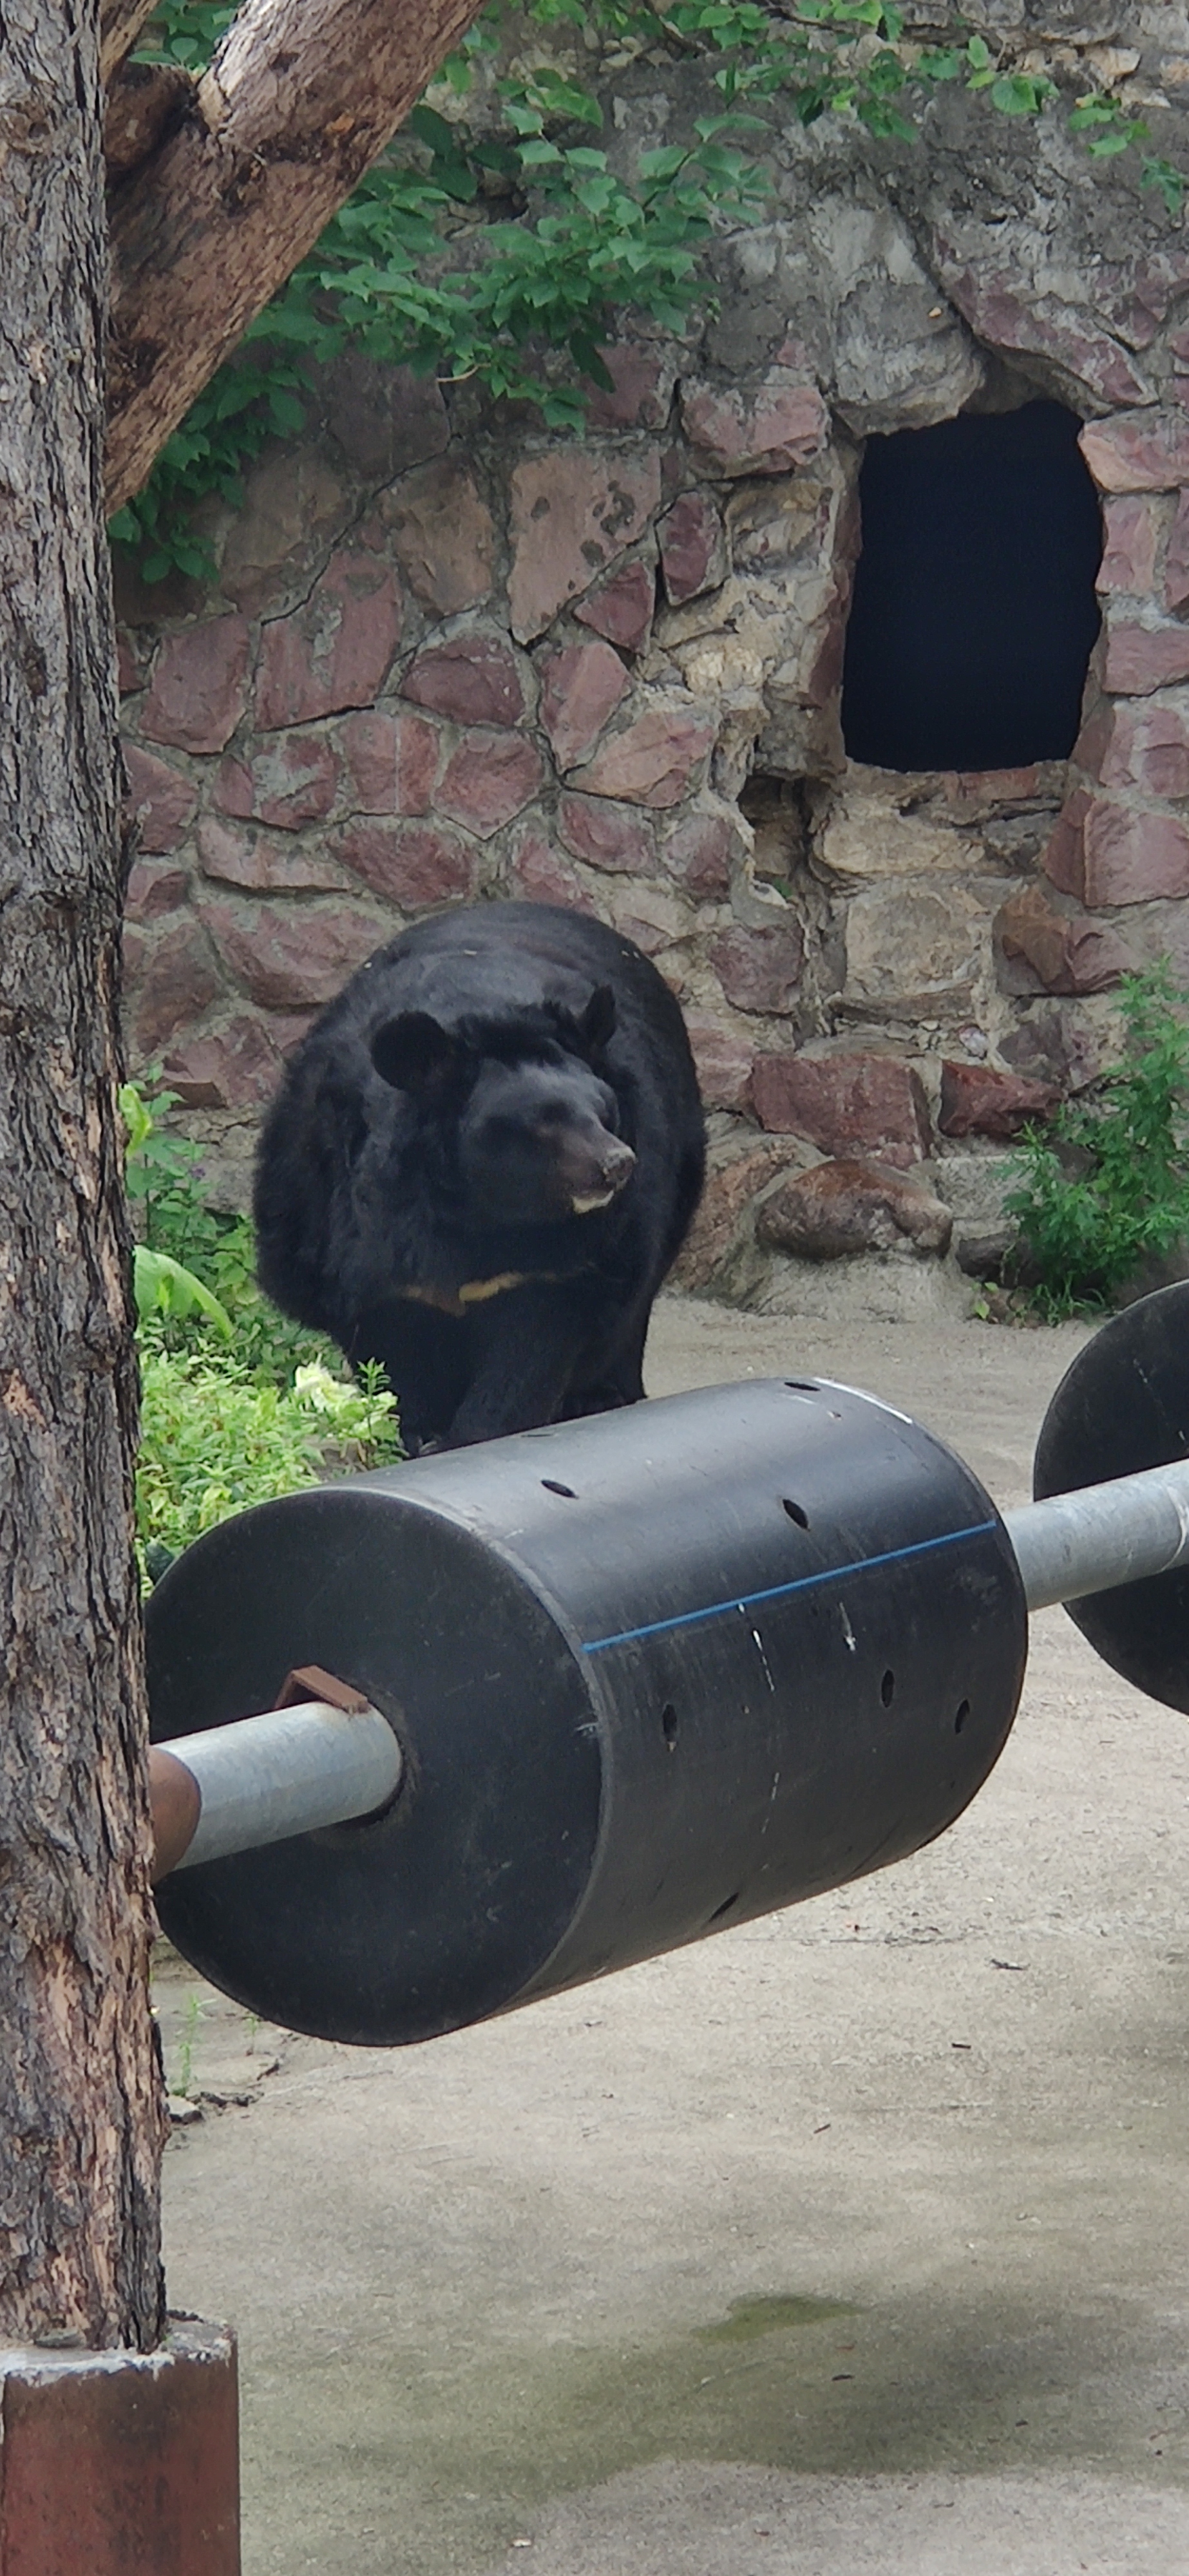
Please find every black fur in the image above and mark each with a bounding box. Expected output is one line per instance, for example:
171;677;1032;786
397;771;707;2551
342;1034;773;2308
253;902;707;1450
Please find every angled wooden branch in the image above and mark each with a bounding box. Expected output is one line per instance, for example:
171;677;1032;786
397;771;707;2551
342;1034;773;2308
105;0;489;513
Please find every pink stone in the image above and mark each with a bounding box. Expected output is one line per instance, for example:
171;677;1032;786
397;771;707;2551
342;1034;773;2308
575;560;656;655
330;819;475;909
340;710;440;815
995;883;1130;997
658;493;726;604
680;373;829;477
685;1016;756;1113
710;923;804;1015
202;902;383;1009
1043;790;1189;905
1103;620;1189;694
557;792;654;874
1081;697;1189;798
935;265;1151;410
567;703;716;808
435;730;546;836
1080;410;1189;493
752;1052;931;1167
195;815;347;893
140;616;251;754
505;824;595;912
379;459;495;615
124;862;189;924
757;1157;953;1259
1165;490;1189;612
117;631;141;694
670;1137;795;1287
162;1016;283;1110
123;744;198;855
538;640;630;770
255;550;403;730
661;810;739;900
938;1060;1058;1139
124;920;223;1055
1098;494;1162;594
583;343;671;431
508;450;661;641
402;629;529;728
215;734;339;831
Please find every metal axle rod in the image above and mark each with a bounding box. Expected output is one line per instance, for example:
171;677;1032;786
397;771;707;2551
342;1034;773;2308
147;1446;1189;1884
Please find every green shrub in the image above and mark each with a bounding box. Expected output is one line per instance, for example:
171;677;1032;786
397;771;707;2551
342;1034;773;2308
1006;962;1189;1318
121;1082;403;1574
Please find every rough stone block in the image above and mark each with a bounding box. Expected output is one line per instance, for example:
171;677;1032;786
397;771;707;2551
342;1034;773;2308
582;342;673;430
1103;618;1189;694
380;459;495;615
661;808;739;899
125;862;189;923
658;492;727;605
539;639;630;770
1078;696;1189;799
1097;494;1162;594
124;744;198;854
1080;410;1189;492
140;616;251;755
575;560;656;654
938;1059;1058;1139
505;824;595;911
669;1137;797;1287
340;709;441;815
215;734;339;831
752;1051;931;1167
680;371;830;477
402;628;529;728
196;815;348;893
710;922;804;1014
124;920;223;1055
508;449;661;640
936;267;1150;409
685;1015;756;1113
567;702;716;808
324;354;449;480
330;819;475;909
756;1157;953;1258
435;730;546;835
1043;791;1189;905
255;549;403;729
203;900;383;1009
994;882;1130;996
557;793;655;874
218;450;352;616
1165;490;1189;612
162;1015;284;1109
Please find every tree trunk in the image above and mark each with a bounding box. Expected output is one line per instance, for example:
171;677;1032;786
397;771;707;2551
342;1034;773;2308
104;0;491;515
0;0;165;2347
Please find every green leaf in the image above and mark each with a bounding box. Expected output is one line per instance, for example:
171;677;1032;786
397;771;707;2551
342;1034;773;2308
134;1247;234;1338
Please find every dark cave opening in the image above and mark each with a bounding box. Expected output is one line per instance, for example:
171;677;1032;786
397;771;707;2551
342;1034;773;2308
840;399;1103;774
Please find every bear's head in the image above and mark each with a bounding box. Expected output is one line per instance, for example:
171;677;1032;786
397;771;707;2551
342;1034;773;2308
370;985;636;1228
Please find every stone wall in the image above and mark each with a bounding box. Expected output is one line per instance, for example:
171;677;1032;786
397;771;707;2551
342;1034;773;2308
116;12;1189;1317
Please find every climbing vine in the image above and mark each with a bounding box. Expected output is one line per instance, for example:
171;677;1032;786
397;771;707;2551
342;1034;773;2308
110;0;1183;582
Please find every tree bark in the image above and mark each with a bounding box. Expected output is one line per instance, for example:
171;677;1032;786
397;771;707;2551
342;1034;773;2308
104;0;491;515
0;0;166;2347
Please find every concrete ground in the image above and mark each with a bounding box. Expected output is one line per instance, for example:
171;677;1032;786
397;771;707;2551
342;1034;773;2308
156;1294;1189;2575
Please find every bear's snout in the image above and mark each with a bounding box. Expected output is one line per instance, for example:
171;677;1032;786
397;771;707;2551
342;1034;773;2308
571;1135;636;1217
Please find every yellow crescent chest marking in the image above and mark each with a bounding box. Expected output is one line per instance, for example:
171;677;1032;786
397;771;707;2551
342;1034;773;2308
395;1273;556;1320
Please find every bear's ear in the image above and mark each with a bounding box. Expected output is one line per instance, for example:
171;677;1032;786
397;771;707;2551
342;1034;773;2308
370;1012;461;1095
578;984;616;1057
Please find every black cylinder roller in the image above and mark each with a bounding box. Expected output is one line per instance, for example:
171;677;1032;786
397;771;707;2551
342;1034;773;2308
147;1378;1027;2045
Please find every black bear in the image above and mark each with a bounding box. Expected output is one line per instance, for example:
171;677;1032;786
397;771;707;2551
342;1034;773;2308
253;902;706;1450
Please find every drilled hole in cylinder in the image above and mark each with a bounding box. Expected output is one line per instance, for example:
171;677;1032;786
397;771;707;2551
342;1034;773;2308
783;1498;810;1529
661;1702;678;1752
784;1380;819;1394
880;1669;895;1708
541;1479;577;1499
709;1891;741;1923
955;1698;971;1735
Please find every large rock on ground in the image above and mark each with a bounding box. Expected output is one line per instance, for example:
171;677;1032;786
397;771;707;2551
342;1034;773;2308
756;1158;953;1260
